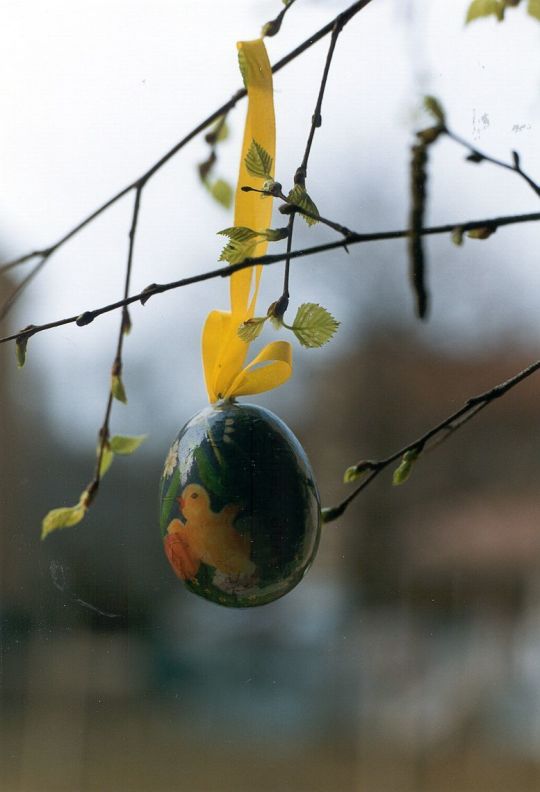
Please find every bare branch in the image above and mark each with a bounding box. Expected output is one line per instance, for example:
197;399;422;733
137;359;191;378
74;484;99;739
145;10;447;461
89;186;143;503
1;209;538;348
322;358;540;523
279;13;349;315
445;127;540;198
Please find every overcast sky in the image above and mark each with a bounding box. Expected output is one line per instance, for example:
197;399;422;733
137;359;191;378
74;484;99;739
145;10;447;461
1;0;539;443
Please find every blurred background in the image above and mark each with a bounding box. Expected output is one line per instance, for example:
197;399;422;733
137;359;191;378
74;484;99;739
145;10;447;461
1;0;540;789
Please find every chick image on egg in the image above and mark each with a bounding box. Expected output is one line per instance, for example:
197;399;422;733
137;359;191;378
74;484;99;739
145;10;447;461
164;483;256;587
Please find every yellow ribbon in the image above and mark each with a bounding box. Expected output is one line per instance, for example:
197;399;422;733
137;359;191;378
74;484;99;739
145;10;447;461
202;39;292;403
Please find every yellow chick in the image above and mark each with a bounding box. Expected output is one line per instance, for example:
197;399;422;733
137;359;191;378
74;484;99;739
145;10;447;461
169;483;255;577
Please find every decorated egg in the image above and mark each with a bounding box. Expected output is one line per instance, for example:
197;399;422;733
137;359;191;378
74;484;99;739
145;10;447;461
159;401;321;607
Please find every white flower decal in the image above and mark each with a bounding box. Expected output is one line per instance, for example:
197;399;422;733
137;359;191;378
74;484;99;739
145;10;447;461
163;440;179;478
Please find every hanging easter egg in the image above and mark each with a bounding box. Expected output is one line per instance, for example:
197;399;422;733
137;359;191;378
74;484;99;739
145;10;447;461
159;401;321;607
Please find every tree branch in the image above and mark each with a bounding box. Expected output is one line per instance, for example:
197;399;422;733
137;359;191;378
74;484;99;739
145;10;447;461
276;13;348;317
1;209;538;348
89;186;142;503
445;126;540;198
322;357;540;523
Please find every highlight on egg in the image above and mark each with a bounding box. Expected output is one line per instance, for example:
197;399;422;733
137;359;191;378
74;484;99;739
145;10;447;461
159;401;321;607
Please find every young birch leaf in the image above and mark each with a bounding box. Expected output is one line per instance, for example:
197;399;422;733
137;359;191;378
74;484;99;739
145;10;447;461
290;303;340;348
122;308;132;336
392;450;419;486
416;127;443;144
287;185;319;226
466;0;505;22
344;461;373;484
268;313;283;330
467;225;496;239
451;227;465;246
423;96;446;125
237;317;267;343
219;239;257;265
244;140;273;180
205;116;229;144
98;443;114;478
15;336;29;368
218;226;260;242
111;374;127;404
528;0;540;19
42;491;89;540
263;227;289;241
211;179;233;209
109;434;147;455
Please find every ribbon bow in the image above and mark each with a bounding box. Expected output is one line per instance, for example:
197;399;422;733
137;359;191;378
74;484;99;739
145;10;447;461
202;39;292;403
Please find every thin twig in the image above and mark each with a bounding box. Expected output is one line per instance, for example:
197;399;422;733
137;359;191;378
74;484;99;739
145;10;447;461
243;183;353;235
0;257;47;321
1;209;539;348
322;358;540;523
278;194;353;236
88;187;142;503
277;14;347;315
274;213;296;318
445;127;540;198
297;17;345;185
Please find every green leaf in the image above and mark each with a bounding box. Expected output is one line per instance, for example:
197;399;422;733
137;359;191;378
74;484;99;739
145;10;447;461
262;19;282;37
263;227;289;242
109;434;147;455
111;374;127;404
266;302;284;330
465;0;505;23
392;450;419;486
98;443;114;478
244;139;273;180
15;335;29;368
219;238;257;265
528;0;540;18
42;491;89;539
287;185;319;226
122;308;132;336
289;303;340;348
268;314;283;330
451;227;465;246
423;96;446;125
344;461;373;484
467;225;496;239
218;226;260;242
206;116;229;144
211;179;233;209
321;505;344;524
237;317;267;343
416;126;443;144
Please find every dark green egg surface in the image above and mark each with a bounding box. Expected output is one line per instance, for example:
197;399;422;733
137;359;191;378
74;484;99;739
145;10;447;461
159;401;321;607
